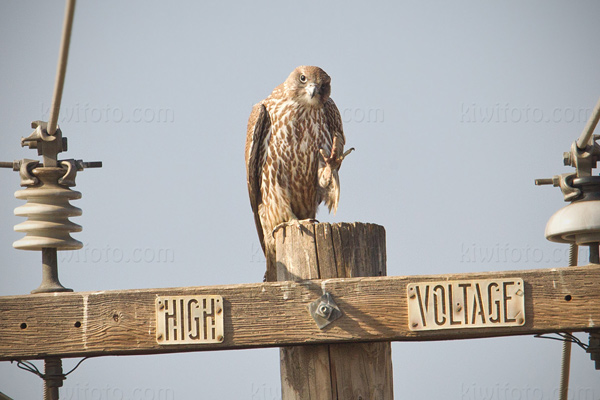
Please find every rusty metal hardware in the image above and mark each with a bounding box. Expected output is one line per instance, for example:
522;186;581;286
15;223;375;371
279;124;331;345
588;332;600;370
309;292;342;329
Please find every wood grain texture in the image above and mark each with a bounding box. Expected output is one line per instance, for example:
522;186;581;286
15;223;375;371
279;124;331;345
279;345;333;400
0;247;598;362
277;222;393;400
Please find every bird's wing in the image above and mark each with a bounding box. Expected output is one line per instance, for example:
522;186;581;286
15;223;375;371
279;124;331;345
245;103;271;254
324;98;345;158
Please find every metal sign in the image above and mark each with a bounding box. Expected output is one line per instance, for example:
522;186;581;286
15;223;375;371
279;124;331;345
407;278;525;331
156;295;224;344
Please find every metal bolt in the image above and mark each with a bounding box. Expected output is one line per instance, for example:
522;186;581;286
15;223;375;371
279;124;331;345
217;335;224;342
0;161;16;169
309;292;342;329
535;178;554;186
316;303;333;320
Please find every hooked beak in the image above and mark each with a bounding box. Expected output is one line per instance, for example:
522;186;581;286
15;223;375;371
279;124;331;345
306;84;317;99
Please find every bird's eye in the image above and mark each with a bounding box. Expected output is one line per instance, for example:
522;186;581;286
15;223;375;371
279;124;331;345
299;74;307;83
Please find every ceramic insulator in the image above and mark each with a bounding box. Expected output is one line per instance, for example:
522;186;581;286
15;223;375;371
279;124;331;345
13;167;83;251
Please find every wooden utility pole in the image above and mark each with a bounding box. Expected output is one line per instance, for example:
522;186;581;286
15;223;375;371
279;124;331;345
276;222;394;400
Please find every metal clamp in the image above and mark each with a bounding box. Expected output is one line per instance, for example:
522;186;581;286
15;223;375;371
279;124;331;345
535;173;580;202
309;292;342;329
18;159;41;187
21;121;67;167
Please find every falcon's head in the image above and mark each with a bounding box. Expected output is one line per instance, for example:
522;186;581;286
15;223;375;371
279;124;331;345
285;66;331;107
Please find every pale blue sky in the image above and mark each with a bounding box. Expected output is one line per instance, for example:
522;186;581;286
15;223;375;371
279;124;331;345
1;0;600;398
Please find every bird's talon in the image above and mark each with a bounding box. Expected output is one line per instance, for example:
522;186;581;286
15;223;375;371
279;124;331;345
320;147;354;168
340;147;355;160
272;223;287;239
272;219;319;238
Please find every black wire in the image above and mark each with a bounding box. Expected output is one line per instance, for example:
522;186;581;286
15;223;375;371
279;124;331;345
11;357;90;380
64;357;89;376
534;332;589;351
13;360;43;378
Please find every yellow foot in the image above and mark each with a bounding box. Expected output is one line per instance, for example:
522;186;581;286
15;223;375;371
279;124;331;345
319;147;355;170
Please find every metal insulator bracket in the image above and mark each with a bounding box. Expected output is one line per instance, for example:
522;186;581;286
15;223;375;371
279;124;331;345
58;159;103;187
21;121;67;152
18;159;41;187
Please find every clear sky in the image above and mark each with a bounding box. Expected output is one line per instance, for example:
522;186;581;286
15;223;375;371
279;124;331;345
1;0;600;399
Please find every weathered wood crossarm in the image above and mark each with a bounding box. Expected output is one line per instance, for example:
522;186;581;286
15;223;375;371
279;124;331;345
0;265;598;361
